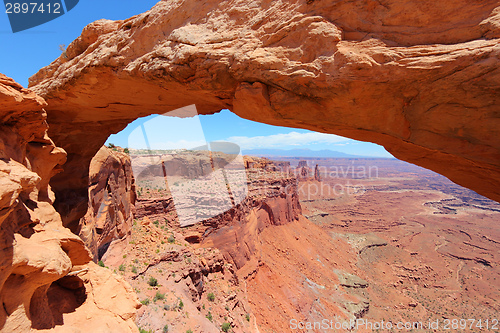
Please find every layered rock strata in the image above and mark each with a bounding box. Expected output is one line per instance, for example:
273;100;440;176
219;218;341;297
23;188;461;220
135;156;302;265
128;155;366;332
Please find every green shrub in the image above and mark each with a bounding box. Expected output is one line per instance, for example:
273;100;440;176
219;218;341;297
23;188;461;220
162;324;169;333
178;299;184;309
138;328;152;333
107;143;115;148
148;276;158;287
131;266;137;274
140;298;150;305
124;148;130;154
167;235;175;244
119;264;125;272
207;292;215;302
186;330;193;333
206;311;212;322
246;313;250;322
221;323;231;332
153;291;165;302
98;260;105;267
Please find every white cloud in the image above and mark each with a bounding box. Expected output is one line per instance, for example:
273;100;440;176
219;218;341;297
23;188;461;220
224;131;351;150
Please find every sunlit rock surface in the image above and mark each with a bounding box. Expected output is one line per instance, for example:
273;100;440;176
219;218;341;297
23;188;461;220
28;0;500;229
0;74;139;332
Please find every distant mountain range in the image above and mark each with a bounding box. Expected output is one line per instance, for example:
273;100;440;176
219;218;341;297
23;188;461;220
242;148;390;158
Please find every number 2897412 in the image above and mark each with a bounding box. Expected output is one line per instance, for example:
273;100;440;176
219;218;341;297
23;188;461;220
5;2;61;14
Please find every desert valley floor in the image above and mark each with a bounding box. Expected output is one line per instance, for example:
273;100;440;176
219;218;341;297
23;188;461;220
97;152;499;333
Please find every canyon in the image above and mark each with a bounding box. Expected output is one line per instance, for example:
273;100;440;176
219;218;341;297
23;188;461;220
99;152;378;332
96;150;499;332
297;158;500;326
1;0;499;331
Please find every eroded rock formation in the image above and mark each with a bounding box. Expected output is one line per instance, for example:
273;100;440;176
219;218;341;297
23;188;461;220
200;157;302;268
0;74;139;332
79;146;136;260
135;155;302;267
123;156;368;332
314;164;321;182
28;0;500;224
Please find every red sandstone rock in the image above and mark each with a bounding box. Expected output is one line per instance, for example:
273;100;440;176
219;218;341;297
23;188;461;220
314;164;321;182
0;74;139;332
117;155;365;332
79;146;136;259
27;0;500;220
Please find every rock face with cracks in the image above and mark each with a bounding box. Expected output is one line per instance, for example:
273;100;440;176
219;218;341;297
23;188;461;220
79;146;136;260
0;74;139;332
29;0;500;228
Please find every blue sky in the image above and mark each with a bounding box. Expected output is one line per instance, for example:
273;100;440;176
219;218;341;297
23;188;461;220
115;110;393;157
1;1;160;87
1;1;393;157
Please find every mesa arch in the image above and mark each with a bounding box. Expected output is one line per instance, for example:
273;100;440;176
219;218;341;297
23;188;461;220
29;0;500;227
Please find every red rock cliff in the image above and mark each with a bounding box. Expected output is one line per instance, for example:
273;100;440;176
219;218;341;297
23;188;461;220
0;74;139;332
79;146;136;260
135;156;302;269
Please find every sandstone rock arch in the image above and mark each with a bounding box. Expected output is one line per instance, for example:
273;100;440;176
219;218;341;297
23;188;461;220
29;0;500;227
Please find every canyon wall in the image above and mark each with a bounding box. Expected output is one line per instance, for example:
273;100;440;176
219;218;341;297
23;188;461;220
28;0;500;229
135;156;302;263
199;157;302;269
0;74;139;332
79;146;136;260
128;155;369;332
